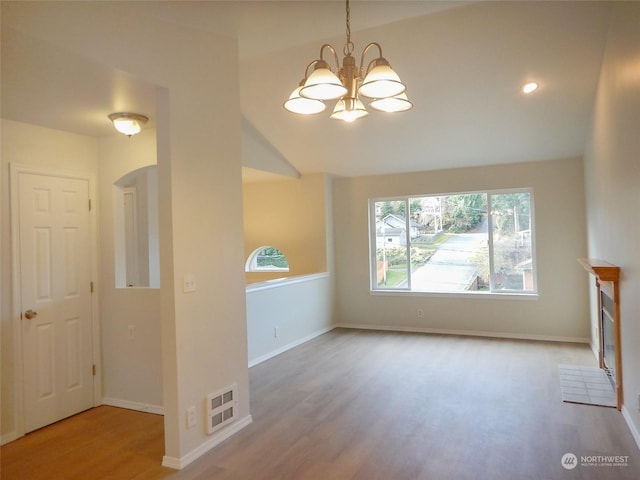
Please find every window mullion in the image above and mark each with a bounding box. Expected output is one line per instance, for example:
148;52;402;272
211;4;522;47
487;194;496;292
369;200;376;290
405;198;412;290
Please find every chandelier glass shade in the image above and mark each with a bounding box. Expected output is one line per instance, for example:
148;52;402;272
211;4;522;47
369;93;413;113
284;83;327;114
330;97;369;122
359;60;406;99
299;61;348;100
284;0;412;122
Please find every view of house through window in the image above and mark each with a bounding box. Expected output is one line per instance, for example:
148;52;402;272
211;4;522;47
371;190;535;294
245;246;290;272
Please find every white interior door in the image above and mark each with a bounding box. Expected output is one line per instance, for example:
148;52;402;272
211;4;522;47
16;170;95;433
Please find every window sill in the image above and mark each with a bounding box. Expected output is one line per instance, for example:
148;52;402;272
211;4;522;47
370;289;539;300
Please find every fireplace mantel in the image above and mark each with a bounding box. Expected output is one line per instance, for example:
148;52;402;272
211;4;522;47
578;258;622;410
578;258;620;284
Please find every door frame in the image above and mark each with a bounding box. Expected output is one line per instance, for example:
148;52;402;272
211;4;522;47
10;163;102;438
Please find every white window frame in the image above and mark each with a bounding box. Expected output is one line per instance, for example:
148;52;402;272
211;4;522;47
368;188;537;297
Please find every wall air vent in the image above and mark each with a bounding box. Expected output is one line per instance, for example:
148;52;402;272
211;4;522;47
206;384;237;435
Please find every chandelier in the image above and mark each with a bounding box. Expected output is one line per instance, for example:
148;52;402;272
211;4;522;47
284;0;412;122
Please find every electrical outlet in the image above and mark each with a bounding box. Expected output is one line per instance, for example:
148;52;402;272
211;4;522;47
274;326;279;338
417;309;424;318
183;274;196;293
186;406;196;428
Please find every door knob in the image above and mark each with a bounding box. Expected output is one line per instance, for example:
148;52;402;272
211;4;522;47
24;310;38;320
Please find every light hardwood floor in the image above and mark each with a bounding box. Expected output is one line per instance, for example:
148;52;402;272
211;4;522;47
0;401;167;479
2;328;639;479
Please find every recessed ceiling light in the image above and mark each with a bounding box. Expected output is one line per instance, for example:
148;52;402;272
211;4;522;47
522;82;539;94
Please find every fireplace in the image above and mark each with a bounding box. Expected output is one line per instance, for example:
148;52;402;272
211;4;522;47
578;258;622;410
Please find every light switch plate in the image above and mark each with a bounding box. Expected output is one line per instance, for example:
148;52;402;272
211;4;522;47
186;406;196;428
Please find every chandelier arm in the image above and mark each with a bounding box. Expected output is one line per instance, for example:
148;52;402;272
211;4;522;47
319;44;341;71
365;58;379;76
304;60;320;80
359;42;384;75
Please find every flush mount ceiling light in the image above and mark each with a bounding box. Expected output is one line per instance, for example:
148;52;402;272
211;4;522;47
522;82;539;94
284;0;412;122
108;112;149;137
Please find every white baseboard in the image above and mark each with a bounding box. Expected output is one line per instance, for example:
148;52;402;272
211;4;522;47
622;406;640;451
335;323;590;344
162;414;253;470
1;431;19;446
102;397;164;415
248;326;335;367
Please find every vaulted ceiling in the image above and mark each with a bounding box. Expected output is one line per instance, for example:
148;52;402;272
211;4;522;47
1;1;612;181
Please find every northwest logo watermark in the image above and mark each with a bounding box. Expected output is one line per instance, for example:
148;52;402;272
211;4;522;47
561;453;578;470
562;452;629;469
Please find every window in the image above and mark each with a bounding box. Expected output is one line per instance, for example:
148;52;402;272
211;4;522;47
370;190;536;294
245;246;290;272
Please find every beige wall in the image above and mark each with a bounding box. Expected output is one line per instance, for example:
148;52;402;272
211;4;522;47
1;119;98;441
97;129;162;412
243;173;329;283
583;2;640;442
333;158;590;341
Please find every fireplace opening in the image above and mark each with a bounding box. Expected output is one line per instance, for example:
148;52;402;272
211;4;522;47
601;289;616;386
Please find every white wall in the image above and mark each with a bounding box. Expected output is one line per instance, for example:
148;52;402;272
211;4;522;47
246;274;334;366
3;2;250;466
583;2;640;445
97;129;163;413
333;158;590;342
0;119;98;442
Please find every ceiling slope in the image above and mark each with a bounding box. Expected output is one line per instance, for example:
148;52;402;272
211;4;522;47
2;1;612;179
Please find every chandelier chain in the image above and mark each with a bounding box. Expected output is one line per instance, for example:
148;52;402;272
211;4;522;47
344;0;354;57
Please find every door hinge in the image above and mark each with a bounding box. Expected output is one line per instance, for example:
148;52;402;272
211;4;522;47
89;199;92;211
90;281;94;293
92;364;97;376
